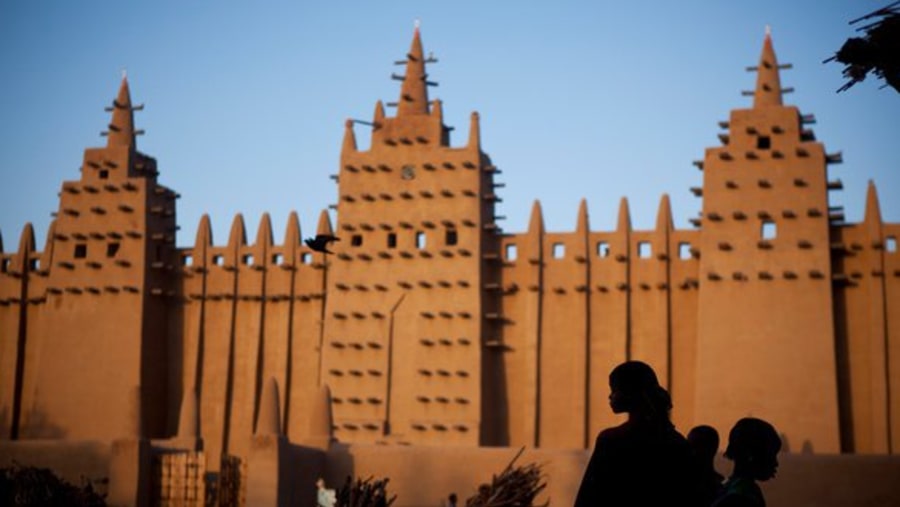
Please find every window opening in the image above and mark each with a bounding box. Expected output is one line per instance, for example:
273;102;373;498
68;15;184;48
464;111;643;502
74;243;87;259
416;232;426;249
387;233;397;248
183;254;193;266
29;259;39;270
679;242;692;260
761;220;776;240
552;243;565;259
886;236;897;253
638;242;652;259
106;242;120;258
272;253;283;265
505;244;518;261
351;234;363;247
301;253;313;264
99;169;109;179
597;241;610;258
1;258;9;272
243;254;254;266
445;229;458;246
213;255;224;266
757;135;771;150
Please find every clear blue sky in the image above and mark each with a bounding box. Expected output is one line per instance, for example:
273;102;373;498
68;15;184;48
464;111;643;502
1;1;897;249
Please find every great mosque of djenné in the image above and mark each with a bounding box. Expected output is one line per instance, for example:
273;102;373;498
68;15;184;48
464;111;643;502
0;25;897;506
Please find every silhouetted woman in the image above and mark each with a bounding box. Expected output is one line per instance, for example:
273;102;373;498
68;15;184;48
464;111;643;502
575;361;698;506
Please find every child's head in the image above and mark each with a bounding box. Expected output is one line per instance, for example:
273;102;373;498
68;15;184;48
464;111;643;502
724;417;781;481
688;424;720;463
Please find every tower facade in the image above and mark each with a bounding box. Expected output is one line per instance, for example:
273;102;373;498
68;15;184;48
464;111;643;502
321;28;502;445
694;33;843;453
0;78;175;441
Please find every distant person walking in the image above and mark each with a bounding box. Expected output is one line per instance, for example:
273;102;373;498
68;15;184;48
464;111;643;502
317;477;336;507
443;492;458;507
712;418;781;507
575;360;699;506
688;425;725;506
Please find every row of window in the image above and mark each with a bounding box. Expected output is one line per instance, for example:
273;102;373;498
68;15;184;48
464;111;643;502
185;252;299;267
503;241;696;261
72;242;121;259
350;229;457;249
176;234;900;269
180;230;460;268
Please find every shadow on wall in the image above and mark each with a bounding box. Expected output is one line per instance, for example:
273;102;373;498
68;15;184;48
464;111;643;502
779;433;816;455
284;442;331;506
18;409;67;439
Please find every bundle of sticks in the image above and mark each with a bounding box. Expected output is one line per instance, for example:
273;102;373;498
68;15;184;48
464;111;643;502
826;1;900;92
336;475;397;507
465;448;548;507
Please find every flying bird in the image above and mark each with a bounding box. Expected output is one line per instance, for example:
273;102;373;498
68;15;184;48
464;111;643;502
305;234;340;254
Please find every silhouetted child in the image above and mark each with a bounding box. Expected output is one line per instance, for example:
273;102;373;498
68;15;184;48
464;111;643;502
575;361;699;506
712;417;781;507
688;424;725;506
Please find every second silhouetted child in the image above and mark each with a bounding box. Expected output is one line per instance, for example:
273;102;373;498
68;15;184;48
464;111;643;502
712;417;781;507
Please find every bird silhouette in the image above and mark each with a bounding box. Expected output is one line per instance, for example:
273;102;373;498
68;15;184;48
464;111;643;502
305;234;340;254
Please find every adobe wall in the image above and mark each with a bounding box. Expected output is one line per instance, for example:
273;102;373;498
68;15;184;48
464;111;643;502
831;213;900;453
173;212;328;470
323;444;900;507
498;198;701;448
323;444;587;507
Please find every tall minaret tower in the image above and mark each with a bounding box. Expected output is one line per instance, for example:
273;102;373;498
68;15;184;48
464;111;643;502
19;77;177;440
694;30;842;452
321;26;502;446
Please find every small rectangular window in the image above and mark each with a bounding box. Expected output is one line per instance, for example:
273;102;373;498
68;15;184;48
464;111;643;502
1;258;9;272
757;135;771;150
761;221;777;240
351;234;363;247
106;242;120;258
505;244;518;261
416;232;426;249
445;229;458;246
678;242;692;260
99;169;109;179
213;255;224;266
29;259;39;270
638;242;652;259
183;254;193;266
887;236;897;253
271;253;283;265
74;243;87;259
597;241;610;258
387;233;397;248
243;254;254;266
552;243;565;259
301;253;313;264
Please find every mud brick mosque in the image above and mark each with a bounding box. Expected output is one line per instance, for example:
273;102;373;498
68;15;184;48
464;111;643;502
1;27;898;506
